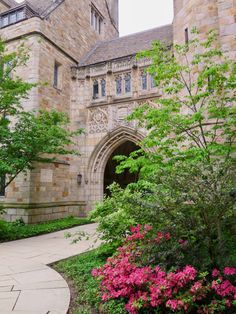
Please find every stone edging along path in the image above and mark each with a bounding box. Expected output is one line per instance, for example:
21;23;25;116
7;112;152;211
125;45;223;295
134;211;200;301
0;223;99;314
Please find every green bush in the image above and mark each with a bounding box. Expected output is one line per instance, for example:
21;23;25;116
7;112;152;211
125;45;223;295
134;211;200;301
0;216;91;242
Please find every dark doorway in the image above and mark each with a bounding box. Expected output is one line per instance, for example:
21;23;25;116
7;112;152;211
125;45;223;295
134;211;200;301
104;141;139;196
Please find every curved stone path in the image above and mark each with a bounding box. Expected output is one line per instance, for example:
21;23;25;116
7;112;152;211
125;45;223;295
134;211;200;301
0;223;99;314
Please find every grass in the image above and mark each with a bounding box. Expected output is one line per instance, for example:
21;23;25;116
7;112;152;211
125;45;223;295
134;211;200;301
0;216;91;242
54;248;106;314
54;245;127;314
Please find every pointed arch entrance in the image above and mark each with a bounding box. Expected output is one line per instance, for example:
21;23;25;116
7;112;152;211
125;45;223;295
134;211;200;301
104;140;139;196
87;127;144;209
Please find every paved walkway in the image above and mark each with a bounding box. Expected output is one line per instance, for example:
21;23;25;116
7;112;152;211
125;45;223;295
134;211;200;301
0;223;99;314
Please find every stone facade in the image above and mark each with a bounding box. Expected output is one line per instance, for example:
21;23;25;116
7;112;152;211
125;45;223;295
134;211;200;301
173;0;236;58
0;0;235;222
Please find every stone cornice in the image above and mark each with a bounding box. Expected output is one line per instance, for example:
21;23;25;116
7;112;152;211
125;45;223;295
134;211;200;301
87;93;161;108
73;56;152;80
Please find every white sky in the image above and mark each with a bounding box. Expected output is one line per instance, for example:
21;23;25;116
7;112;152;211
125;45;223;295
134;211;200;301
119;0;173;36
15;0;174;37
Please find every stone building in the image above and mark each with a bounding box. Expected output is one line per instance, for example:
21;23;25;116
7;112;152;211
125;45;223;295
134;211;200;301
0;0;235;223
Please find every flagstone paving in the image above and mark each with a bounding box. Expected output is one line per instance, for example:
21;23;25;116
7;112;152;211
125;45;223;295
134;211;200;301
0;223;99;314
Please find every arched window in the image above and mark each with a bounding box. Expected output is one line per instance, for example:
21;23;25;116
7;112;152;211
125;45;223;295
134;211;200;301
124;73;131;94
93;80;99;99
141;72;147;90
101;79;106;97
115;76;122;95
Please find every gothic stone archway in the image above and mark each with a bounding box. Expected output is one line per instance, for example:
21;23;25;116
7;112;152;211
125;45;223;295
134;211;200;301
104;140;139;196
87;127;144;209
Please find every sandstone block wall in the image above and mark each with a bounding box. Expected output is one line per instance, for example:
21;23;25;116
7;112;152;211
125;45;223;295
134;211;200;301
173;0;236;58
0;0;119;222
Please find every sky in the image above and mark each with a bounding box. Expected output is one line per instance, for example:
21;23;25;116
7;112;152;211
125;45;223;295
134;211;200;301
15;0;174;37
119;0;173;36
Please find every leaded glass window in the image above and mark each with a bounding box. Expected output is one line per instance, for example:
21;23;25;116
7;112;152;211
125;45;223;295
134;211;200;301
93;80;99;99
116;76;122;95
124;74;131;94
9;12;17;24
101;79;106;97
17;10;24;21
1;9;25;28
141;72;147;90
2;15;8;27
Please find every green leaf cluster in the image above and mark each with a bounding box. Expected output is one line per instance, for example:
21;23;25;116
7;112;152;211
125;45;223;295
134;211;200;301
0;38;82;191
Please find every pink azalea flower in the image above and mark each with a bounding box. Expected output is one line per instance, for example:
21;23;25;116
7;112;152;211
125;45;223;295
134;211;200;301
224;267;236;276
212;268;220;277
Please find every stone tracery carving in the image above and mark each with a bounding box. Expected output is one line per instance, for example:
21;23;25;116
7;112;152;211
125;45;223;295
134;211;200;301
88;107;108;134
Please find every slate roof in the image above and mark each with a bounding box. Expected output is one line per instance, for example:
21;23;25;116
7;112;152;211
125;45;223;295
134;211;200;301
25;0;64;16
1;0;65;17
80;24;173;66
1;0;17;8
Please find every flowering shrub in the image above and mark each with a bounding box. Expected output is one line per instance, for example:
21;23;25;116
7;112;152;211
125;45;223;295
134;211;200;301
92;225;236;313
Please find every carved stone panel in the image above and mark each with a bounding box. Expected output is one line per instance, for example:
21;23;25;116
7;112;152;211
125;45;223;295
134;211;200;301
88;107;108;134
112;58;132;72
90;64;106;76
111;104;136;129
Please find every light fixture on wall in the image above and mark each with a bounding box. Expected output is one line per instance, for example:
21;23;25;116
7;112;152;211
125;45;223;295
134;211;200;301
77;173;82;185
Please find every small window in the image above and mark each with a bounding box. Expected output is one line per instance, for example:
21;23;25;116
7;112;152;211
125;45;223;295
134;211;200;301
91;5;103;34
1;9;25;28
2;15;9;27
94;14;98;30
53;62;61;88
141;72;147;90
93;80;99;99
9;12;17;24
185;27;189;44
124;74;131;94
101;79;106;97
116;76;122;95
98;17;102;34
0;175;5;197
150;75;156;89
91;9;94;26
17;10;24;21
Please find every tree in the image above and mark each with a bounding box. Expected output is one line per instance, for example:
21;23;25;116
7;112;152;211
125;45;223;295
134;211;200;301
91;30;236;269
0;39;81;193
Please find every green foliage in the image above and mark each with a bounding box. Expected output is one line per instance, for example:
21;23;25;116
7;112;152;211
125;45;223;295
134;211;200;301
0;38;82;191
0;217;91;242
91;30;236;270
90;183;137;245
117;30;235;178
